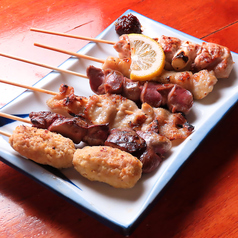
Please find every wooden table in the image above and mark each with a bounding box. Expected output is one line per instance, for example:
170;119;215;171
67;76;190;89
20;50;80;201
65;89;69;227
0;0;237;237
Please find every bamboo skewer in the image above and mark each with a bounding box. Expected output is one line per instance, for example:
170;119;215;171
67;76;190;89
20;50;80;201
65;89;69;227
0;130;11;137
34;43;105;64
0;79;57;95
0;53;88;79
30;28;115;45
0;112;31;124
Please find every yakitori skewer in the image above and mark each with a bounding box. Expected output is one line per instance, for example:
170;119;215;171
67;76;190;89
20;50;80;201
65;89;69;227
30;28;115;45
0;52;87;79
0;123;143;187
0;111;111;145
0;124;76;169
31;28;233;79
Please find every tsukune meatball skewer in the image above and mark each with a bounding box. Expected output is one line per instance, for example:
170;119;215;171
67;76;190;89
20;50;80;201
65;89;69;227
0;126;143;188
0;110;173;174
0;125;76;169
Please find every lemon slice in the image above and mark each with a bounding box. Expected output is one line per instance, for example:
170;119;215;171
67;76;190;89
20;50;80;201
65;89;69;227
128;34;165;81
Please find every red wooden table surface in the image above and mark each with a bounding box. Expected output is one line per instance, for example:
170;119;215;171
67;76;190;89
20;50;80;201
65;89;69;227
0;0;238;237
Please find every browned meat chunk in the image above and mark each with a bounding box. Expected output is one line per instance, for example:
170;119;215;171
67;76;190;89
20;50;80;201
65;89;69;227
29;111;109;145
105;128;146;155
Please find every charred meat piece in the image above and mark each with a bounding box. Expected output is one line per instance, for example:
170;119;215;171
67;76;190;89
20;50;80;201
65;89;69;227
113;35;131;59
46;84;88;116
137;130;172;173
29;111;109;145
48;117;88;144
136;131;172;156
139;147;162;174
105;128;172;173
104;69;124;94
105;128;146;156
142;107;194;140
87;66;106;95
29;111;64;129
83;124;110;146
115;13;142;36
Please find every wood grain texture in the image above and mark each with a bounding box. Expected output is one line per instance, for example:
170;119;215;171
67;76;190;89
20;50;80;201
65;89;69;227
0;0;237;237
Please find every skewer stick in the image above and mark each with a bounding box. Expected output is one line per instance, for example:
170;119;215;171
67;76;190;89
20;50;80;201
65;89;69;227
0;53;88;79
0;112;31;124
30;28;115;45
34;43;105;64
0;79;57;95
0;130;11;137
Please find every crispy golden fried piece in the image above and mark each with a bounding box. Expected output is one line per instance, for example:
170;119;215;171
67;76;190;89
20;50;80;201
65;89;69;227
9;125;75;168
73;146;142;188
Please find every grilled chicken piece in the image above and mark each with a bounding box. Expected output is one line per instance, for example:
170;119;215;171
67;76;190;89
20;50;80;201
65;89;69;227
154;69;218;100
102;56;131;78
113;34;234;79
159;35;234;78
46;84;87;116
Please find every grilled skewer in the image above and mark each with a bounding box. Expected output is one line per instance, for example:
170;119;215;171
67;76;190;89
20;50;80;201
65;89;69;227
0;78;194;141
0;111;172;173
0;125;76;168
31;27;234;78
33;42;218;100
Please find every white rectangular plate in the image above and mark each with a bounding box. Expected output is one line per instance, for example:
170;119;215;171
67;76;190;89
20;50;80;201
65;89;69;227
0;10;237;236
